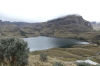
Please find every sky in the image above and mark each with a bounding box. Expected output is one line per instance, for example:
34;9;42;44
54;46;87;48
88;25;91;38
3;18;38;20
0;0;100;23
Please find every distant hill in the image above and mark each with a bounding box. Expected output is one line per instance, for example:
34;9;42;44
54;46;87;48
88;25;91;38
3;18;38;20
91;21;97;25
0;14;93;38
91;22;100;31
98;23;100;25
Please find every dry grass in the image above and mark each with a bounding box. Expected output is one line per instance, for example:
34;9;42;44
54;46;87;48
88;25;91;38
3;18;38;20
28;55;76;66
31;44;100;63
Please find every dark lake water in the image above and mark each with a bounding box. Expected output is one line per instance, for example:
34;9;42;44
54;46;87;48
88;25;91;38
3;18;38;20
23;36;89;51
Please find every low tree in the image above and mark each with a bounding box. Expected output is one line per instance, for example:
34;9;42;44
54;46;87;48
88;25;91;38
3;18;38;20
39;53;48;62
0;37;29;66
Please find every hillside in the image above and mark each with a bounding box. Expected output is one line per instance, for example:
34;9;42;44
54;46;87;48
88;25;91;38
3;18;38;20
31;44;100;65
0;14;93;38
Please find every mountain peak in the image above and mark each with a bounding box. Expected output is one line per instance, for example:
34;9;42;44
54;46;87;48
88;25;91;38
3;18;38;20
65;14;83;19
48;14;83;22
47;14;93;29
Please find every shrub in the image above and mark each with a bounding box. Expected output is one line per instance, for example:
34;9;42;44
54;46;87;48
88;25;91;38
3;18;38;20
39;53;48;62
95;64;100;66
0;37;29;66
78;37;86;41
53;62;64;66
76;62;91;66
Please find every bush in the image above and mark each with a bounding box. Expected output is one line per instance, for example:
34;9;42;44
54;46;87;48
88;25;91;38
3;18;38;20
53;62;64;66
95;64;100;66
39;53;48;62
76;62;91;66
0;37;29;66
78;37;86;41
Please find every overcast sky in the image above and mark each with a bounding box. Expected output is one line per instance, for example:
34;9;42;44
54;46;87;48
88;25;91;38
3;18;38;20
0;0;100;23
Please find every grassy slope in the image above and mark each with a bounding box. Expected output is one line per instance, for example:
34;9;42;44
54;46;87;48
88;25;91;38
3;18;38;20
28;55;76;66
31;44;100;63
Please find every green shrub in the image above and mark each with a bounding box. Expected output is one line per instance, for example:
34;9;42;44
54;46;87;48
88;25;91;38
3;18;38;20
53;62;64;66
95;64;100;66
0;37;29;66
39;53;48;62
76;62;91;66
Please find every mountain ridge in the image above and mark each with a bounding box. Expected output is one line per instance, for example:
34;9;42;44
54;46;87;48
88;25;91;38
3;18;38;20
0;14;93;38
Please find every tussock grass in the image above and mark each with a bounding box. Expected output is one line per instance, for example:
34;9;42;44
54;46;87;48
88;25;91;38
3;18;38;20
28;55;76;66
31;44;100;63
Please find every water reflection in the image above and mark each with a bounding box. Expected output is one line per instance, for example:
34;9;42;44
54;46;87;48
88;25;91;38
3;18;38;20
23;36;89;51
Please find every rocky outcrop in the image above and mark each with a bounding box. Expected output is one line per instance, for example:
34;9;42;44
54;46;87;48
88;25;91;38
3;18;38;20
47;14;93;33
48;15;93;28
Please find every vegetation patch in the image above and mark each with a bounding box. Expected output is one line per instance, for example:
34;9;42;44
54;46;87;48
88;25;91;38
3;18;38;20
53;62;64;66
31;44;100;63
76;62;91;66
39;53;48;62
0;37;29;66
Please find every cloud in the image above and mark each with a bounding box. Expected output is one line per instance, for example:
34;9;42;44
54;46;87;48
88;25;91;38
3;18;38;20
0;0;100;22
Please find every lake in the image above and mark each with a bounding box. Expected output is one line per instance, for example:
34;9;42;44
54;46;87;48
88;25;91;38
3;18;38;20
23;36;89;51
